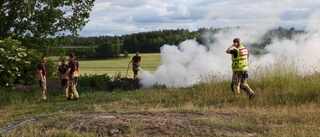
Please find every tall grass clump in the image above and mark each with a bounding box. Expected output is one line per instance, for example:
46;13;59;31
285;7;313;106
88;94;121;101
78;73;112;92
249;57;320;106
0;87;38;108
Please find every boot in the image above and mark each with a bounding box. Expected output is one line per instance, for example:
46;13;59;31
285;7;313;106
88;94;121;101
249;93;256;100
230;83;234;93
42;95;47;101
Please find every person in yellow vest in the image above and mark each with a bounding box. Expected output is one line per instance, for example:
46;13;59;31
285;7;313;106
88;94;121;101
37;56;47;101
131;52;141;79
64;53;80;100
226;38;256;100
58;58;69;97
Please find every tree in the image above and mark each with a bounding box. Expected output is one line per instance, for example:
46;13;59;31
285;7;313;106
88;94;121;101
0;37;58;87
97;42;116;58
0;0;95;38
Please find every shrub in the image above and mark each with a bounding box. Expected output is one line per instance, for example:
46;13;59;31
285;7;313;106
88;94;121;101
0;38;41;87
0;37;59;87
78;73;112;92
45;59;59;78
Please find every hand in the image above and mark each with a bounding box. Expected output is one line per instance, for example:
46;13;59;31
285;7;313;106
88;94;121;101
233;43;238;46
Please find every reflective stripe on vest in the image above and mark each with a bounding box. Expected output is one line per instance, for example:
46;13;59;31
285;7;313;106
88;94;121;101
231;45;249;71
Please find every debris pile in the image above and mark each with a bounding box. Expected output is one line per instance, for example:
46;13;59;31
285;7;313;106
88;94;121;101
106;78;140;91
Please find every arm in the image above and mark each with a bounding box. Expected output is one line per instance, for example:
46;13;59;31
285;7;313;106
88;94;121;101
226;43;238;54
38;70;44;82
137;60;140;66
64;68;71;77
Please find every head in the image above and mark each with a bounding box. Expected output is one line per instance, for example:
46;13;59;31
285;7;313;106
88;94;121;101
41;56;46;63
69;53;75;59
136;52;139;56
233;38;241;47
61;58;68;65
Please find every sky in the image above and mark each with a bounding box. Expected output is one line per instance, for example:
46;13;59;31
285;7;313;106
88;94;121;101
77;0;320;37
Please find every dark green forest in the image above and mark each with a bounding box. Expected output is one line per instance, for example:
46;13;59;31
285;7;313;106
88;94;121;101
56;26;305;58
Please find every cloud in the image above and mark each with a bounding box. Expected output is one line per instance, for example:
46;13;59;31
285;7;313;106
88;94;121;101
76;0;320;36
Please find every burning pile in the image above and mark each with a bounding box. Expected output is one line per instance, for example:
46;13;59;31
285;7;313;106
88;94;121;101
106;78;140;91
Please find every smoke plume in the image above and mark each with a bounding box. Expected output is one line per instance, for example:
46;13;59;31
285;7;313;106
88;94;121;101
139;10;320;88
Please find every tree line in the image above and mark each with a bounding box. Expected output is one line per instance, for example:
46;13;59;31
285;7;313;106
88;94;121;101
56;26;305;58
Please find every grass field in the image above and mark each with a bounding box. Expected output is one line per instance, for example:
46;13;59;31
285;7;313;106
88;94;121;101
1;54;320;136
51;53;161;78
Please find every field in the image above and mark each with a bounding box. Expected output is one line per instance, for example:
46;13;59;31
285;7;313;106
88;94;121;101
0;53;320;136
52;53;161;78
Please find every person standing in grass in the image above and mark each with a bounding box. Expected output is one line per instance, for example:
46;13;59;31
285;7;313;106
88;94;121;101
226;38;256;100
64;53;80;100
38;56;47;101
131;51;141;80
58;58;69;97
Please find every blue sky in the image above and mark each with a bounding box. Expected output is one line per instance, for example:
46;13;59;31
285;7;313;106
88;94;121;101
76;0;320;37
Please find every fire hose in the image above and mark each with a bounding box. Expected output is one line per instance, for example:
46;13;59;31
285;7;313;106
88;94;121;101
121;62;132;90
125;61;131;78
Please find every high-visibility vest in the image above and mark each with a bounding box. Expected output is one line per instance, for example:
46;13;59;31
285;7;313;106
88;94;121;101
231;45;249;71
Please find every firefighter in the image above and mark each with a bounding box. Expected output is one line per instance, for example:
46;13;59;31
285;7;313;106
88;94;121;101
131;52;141;79
226;38;256;100
58;58;69;97
64;53;80;100
37;56;47;101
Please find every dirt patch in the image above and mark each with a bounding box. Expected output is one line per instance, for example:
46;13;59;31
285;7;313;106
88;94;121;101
65;112;259;136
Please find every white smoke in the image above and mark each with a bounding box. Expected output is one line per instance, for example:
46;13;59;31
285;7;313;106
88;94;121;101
139;10;320;88
139;39;223;88
255;9;320;74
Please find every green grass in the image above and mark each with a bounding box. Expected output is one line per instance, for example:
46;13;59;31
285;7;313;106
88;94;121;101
50;53;161;78
1;54;320;136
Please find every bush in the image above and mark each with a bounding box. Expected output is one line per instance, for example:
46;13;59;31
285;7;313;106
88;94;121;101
45;59;59;78
78;73;112;92
0;38;41;87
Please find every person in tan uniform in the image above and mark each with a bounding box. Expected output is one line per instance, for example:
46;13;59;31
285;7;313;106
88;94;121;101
38;56;47;101
131;52;141;79
64;53;80;100
226;38;255;100
58;58;69;97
